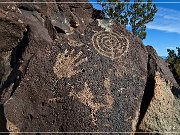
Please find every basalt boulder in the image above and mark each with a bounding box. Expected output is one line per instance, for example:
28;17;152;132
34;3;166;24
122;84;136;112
0;0;179;134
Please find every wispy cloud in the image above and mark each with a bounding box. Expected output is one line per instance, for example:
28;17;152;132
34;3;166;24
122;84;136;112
147;7;180;34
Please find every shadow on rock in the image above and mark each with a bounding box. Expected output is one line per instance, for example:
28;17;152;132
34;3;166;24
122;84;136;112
0;104;9;134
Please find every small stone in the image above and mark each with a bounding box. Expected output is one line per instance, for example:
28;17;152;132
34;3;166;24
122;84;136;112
18;19;23;24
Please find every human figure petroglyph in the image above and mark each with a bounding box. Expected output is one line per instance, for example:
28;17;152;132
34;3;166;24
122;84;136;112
69;79;114;126
92;31;129;60
69;82;101;125
103;77;114;110
53;49;88;79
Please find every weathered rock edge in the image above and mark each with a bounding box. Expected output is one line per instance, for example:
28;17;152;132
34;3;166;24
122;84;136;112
0;0;179;134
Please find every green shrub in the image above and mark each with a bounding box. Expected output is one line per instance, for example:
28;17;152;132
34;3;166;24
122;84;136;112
166;47;180;84
97;0;157;40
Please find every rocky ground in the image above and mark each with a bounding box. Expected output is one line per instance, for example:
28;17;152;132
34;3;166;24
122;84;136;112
0;0;180;134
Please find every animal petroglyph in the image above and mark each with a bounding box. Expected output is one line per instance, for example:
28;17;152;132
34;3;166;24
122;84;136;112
68;39;84;47
69;79;114;126
92;31;129;60
53;49;88;79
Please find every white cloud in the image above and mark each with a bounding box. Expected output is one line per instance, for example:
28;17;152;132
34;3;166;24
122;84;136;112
146;7;180;34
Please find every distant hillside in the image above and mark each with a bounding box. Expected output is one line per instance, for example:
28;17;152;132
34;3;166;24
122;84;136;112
161;56;167;60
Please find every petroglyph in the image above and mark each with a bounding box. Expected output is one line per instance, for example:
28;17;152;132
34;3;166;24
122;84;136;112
69;79;114;126
114;59;129;77
6;120;20;133
53;49;88;79
115;65;127;77
102;77;114;110
68;39;84;47
92;31;129;60
48;97;62;104
69;82;101;125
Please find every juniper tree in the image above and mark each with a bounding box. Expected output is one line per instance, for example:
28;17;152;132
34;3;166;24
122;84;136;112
98;0;130;25
166;47;180;84
98;0;157;40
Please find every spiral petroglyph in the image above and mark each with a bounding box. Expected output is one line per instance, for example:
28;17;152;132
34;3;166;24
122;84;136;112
92;31;129;59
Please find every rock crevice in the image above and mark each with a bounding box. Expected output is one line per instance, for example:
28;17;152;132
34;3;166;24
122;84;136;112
136;54;156;130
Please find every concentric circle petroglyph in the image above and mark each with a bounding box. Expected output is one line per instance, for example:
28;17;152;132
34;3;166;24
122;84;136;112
92;31;129;59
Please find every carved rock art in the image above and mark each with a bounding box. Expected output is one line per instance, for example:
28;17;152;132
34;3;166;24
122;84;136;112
103;77;114;110
6;120;20;133
68;39;84;47
48;97;62;104
53;49;88;79
69;82;101;125
92;31;129;60
69;79;114;126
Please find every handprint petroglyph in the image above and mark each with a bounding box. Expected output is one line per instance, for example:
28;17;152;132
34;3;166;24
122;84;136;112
53;49;88;79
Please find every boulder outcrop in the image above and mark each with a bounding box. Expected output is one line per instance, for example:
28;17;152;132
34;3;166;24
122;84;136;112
138;46;180;133
0;0;179;134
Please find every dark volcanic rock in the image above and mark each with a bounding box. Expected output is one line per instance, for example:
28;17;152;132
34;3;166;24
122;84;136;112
0;0;179;134
0;8;26;88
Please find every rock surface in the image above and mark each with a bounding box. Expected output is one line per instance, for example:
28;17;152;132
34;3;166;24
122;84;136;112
0;0;179;134
138;46;180;133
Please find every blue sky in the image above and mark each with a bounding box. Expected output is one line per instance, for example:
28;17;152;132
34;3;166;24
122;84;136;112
89;0;180;56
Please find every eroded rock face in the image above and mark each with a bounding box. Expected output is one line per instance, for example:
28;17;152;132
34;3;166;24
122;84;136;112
138;46;180;133
0;0;179;133
139;72;180;132
0;9;26;88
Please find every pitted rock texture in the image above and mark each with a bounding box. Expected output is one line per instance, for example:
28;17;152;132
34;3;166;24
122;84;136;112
0;0;179;134
137;46;180;133
139;72;180;132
